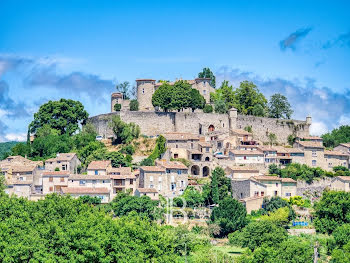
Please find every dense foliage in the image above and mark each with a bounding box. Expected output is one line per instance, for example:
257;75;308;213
109;116;140;144
269;163;335;183
322;125;350;148
152;80;205;112
0;141;19;159
129;99;139;111
203;104;213;113
229;220;288;251
202;167;231;205
140;135;166;166
173;186;204;208
29;99;88;136
268;93;293;119
314;190;350;234
114;103;121;111
210;197;247;237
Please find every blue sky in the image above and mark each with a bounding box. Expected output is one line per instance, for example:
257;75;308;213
0;0;350;141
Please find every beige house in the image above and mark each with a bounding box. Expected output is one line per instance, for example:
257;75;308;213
108;167;138;198
286;148;305;165
229;150;264;165
134;188;159;200
5;181;32;198
232;178;267;200
225;166;260;179
45;153;81;174
61;187;110;203
87;160;112;175
258;146;278;165
251;176;297;198
42;171;70;195
67;174;111;188
139;160;188;198
240;196;265;214
324;150;349;171
294;141;325;169
330;176;350;191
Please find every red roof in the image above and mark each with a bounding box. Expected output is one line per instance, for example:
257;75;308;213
61;187;110;194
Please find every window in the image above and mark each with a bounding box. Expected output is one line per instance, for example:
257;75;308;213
62;164;67;171
261;191;264;197
158;184;162;191
240;193;243;198
285;193;291;197
191;143;193;149
274;191;278;196
181;180;184;187
174;154;178;158
49;186;53;192
312;150;317;157
276;183;278;187
206;147;209;153
176;144;178;148
20;177;24;181
94;170;98;175
177;170;182;175
49;177;53;182
171;183;176;191
149;184;154;188
79;180;86;185
150;176;153;182
130;179;133;185
218;142;222;148
158;177;162;183
203;90;206;95
60;177;64;182
92;180;97;184
142;88;145;94
244;156;247;160
312;160;317;167
328;163;332;168
254;191;259;197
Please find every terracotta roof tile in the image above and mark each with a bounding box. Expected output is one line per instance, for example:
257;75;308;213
61;187;110;194
231;129;252;136
46;153;77;162
296;141;324;148
87;160;111;170
324;150;350;157
68;174;110;180
156;160;188;169
252;176;281;181
336;176;350;182
108;167;132;175
137;188;158;193
140;166;166;172
42;171;70;176
226;166;259;172
230;150;264;155
163;132;200;141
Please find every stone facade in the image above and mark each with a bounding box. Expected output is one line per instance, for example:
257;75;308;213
88;110;311;145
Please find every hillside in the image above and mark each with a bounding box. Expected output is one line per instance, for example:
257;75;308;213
0;141;20;160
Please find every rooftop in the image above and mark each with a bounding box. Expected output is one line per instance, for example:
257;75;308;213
140;166;166;172
295;141;324;149
108;167;132;175
137;188;158;193
46;153;77;162
231;129;252;136
42;171;70;176
230;150;264;155
68;174;110;180
339;143;350;148
61;187;110;194
163;132;200;141
156;160;188;170
324;150;349;157
336;176;350;182
87;160;112;170
226;166;259;172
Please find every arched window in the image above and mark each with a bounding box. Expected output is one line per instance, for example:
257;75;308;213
208;125;215;132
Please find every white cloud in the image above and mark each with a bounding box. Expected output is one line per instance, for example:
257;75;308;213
338;115;350;126
4;133;27;142
310;122;329;136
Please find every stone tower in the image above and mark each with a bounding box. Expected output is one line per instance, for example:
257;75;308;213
111;92;123;112
193;78;214;104
136;79;156;111
228;108;238;134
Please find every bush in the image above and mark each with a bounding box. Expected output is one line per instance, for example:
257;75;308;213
129;99;139;111
203;104;213;113
333;224;350;248
229;220;288;251
114;103;122;111
210;197;247;237
120;144;135;155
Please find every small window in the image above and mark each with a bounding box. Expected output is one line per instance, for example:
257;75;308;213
312;150;317;157
60;177;64;182
49;186;53;192
261;191;264;197
49;177;53;182
276;183;278;187
244;156;247;160
150;176;153;182
80;180;86;185
177;170;181;175
142;88;145;94
312;160;317;167
286;193;291;197
94;170;98;175
92;180;97;184
130;179;133;185
254;191;259;197
203;90;206;95
206;147;209;153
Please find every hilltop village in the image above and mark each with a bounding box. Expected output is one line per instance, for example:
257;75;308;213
2;77;350;213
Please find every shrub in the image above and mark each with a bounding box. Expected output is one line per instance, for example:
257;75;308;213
129;99;139;111
120;144;135;155
203;104;213;113
114;103;122;111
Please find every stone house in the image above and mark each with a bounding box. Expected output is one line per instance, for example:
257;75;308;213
134;188;159;200
334;143;350;155
45;153;81;174
87;160;112;175
330;176;350;191
61;187;111;203
139;160;188;198
42;171;70;195
164;132;200;159
240;196;265;214
231;178;267;200
229;150;264;165
5;181;32;198
324;150;349;170
285;148;305;165
231;129;254;147
108;167;138;198
251;176;297;198
225;166;260;179
294;141;325;169
274;146;293;166
257;146;278;165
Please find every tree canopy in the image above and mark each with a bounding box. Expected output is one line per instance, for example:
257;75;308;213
198;67;216;88
322;125;350;148
29;99;89;136
268;93;293;119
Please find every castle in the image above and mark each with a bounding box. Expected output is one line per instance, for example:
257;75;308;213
91;78;312;144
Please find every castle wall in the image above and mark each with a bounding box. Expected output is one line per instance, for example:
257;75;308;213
236;115;310;144
88;111;310;145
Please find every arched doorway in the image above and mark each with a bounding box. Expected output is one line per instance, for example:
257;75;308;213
208;125;215;132
205;156;210;162
203;166;210;177
191;165;200;176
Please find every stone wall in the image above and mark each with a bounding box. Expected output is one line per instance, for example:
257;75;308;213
88;111;310;145
296;178;332;197
236;115;310;144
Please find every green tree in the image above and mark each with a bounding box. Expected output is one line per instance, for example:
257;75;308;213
287;134;296;146
314;190;350;234
109;116;140;144
116;81;131;99
210;80;235;109
129;99;139;111
234;81;267;116
210;170;220;204
10;142;29;157
268;164;281;175
152;82;174;112
29;99;88;136
268;93;293;119
114;103;122;111
198;67;216;88
106;151;132;167
171;80;193;111
189;88;205;112
229;220;288;251
333;224;350;248
214;99;228;114
321;125;350;148
203;104;213;113
211;197;247;237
